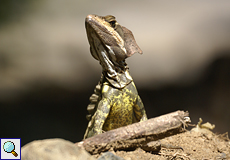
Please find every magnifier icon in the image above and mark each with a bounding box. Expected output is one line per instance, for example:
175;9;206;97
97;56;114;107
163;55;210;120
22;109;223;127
3;141;18;157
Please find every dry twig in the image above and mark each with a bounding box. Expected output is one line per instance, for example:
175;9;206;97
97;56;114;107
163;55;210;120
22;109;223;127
77;110;190;154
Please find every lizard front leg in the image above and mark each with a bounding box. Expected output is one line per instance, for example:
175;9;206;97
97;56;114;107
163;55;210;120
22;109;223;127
86;98;111;138
134;95;148;122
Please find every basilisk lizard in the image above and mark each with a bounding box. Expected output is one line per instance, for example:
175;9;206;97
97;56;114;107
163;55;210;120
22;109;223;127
83;14;147;139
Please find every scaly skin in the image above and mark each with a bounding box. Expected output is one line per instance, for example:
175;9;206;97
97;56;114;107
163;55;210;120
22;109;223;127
97;81;146;132
83;14;147;139
84;74;147;139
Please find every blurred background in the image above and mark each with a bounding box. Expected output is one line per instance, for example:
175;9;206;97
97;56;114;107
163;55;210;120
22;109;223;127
0;1;230;146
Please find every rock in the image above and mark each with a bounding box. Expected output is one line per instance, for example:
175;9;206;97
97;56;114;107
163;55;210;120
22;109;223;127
97;152;125;160
21;138;95;160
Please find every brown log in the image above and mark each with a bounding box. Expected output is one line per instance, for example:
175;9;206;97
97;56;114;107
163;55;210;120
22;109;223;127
77;110;190;154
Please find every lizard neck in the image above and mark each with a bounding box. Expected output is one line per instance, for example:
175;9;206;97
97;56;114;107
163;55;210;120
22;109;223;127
102;65;133;89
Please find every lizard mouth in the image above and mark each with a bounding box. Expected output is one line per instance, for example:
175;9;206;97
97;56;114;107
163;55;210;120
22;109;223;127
85;14;127;60
85;15;120;45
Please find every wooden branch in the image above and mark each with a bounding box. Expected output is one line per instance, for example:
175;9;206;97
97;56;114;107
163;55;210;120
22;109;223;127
77;110;190;155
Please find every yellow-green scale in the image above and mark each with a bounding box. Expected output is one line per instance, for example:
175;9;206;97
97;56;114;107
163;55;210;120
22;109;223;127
102;82;137;131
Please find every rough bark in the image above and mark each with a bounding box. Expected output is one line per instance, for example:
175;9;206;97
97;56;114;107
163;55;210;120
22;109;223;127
77;110;190;155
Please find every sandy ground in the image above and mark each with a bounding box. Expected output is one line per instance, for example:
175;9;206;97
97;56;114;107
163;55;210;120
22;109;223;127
93;122;230;160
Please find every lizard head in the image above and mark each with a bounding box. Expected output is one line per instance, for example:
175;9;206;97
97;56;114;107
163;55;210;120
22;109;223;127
85;14;142;62
85;14;142;87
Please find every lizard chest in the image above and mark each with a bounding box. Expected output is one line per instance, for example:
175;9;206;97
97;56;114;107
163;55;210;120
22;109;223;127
102;82;138;131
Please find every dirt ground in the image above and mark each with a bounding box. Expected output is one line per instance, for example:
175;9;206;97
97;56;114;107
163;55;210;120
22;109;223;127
93;123;230;160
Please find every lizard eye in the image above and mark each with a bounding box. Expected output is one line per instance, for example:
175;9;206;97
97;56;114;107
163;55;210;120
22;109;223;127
109;20;116;28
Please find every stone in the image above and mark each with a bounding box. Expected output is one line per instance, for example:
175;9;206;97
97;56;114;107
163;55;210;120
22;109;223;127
21;138;95;160
97;152;125;160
